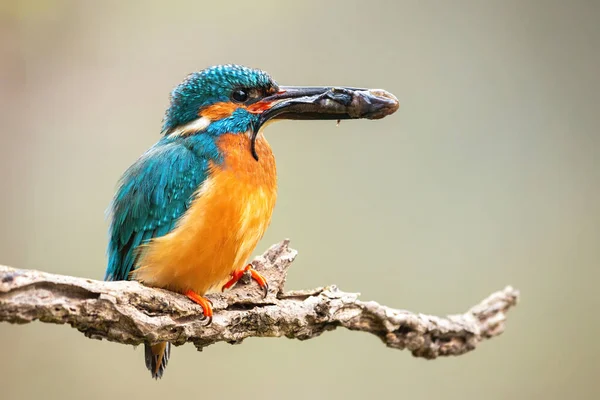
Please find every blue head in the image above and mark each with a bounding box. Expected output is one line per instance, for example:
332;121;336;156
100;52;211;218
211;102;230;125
160;64;399;160
162;65;279;140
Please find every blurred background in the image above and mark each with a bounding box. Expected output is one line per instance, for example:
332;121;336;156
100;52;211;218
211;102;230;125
1;0;599;399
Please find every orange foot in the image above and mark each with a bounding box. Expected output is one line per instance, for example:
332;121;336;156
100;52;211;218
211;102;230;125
222;264;269;298
185;290;213;325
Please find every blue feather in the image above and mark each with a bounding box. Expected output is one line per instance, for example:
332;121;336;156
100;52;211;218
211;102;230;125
105;138;214;281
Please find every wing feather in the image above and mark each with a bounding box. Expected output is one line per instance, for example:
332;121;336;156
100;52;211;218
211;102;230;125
105;141;206;281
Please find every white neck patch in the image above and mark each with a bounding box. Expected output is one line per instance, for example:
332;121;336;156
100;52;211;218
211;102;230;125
168;116;211;137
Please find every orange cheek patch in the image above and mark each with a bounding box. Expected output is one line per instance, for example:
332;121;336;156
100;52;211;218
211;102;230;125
199;102;240;120
199;100;275;120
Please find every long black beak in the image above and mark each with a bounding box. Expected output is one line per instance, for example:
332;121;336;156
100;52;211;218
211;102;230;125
251;86;399;160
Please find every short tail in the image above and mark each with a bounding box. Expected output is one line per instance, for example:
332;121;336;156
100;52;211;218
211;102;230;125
145;342;171;379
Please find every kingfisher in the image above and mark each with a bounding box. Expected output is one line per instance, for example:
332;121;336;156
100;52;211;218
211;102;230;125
104;64;398;379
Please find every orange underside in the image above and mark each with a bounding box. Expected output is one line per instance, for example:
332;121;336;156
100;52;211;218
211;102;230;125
132;133;277;295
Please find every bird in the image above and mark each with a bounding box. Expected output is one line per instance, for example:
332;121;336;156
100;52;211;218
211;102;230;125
104;64;398;379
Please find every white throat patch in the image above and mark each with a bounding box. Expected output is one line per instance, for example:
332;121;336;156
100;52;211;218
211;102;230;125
169;116;211;137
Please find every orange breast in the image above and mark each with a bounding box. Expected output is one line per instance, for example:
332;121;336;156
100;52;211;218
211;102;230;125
132;133;277;295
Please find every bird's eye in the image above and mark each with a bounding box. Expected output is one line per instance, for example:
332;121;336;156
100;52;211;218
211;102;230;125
232;88;249;103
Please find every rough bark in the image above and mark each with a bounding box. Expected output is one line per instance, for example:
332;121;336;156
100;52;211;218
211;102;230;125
0;240;519;358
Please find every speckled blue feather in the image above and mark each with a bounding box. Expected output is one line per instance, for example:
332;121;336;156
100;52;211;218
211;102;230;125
105;135;219;281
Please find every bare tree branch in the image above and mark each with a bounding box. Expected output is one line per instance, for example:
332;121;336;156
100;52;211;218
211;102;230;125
0;240;519;358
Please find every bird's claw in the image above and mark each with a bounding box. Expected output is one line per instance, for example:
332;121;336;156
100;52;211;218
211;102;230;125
222;264;269;298
185;290;213;326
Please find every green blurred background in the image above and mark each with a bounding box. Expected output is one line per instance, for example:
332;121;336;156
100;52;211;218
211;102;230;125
1;0;599;399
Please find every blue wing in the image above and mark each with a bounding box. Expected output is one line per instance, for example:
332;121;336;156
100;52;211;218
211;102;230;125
104;140;208;281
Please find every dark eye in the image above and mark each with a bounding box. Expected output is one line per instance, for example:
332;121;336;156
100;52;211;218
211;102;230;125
232;88;249;103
